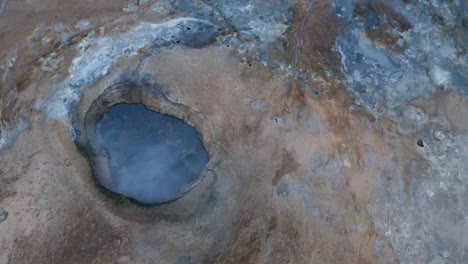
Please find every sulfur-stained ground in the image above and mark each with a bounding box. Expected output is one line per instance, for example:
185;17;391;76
0;1;467;263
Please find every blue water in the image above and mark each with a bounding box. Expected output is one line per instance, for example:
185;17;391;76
93;103;209;204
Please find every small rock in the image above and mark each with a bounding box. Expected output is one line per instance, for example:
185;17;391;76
0;208;8;223
74;19;91;31
398;105;428;135
417;139;424;147
433;130;446;141
52;23;65;33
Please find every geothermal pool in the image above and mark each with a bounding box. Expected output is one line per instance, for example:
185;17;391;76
92;103;209;204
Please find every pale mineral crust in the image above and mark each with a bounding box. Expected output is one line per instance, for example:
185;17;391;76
0;1;467;263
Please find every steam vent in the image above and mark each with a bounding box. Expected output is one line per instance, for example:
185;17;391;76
0;0;467;263
92;103;209;204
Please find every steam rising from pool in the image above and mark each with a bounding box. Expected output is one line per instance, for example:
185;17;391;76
92;103;209;204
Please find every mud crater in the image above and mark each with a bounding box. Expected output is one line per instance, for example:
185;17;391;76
75;83;212;206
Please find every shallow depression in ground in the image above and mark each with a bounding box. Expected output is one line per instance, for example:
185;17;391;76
91;103;209;204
